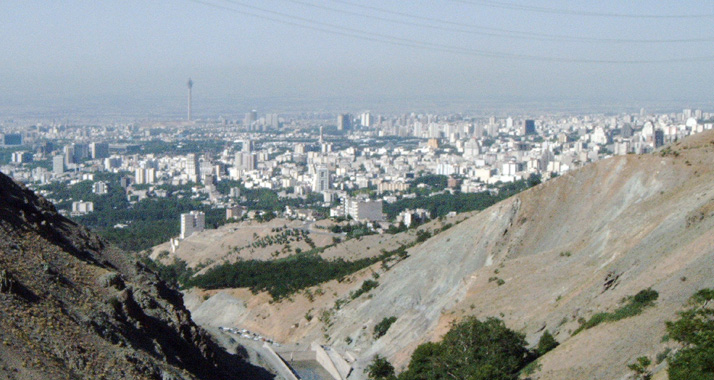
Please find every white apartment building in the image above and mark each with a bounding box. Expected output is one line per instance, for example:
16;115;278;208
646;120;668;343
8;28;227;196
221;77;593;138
71;201;94;215
312;166;330;192
344;198;384;222
180;211;205;239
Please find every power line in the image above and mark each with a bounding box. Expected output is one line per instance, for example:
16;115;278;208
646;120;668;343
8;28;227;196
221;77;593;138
282;0;580;42
448;0;714;19
323;0;714;44
205;0;512;58
188;0;714;63
189;0;506;58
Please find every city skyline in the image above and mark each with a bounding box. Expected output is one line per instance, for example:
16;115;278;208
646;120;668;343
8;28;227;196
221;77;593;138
2;1;714;117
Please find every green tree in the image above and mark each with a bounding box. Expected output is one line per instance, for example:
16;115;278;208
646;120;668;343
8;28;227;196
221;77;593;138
666;288;714;380
400;343;443;380
366;355;395;380
398;317;531;380
527;173;542;187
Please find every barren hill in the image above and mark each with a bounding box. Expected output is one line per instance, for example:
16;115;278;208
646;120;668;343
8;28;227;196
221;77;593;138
150;216;433;269
0;171;270;380
182;130;714;379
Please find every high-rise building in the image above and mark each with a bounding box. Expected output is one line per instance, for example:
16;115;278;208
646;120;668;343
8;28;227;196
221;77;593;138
522;120;536;135
473;124;484;138
244;110;257;127
180;211;205;239
622;124;633;138
242;153;258;171
135;168;146;184
90;142;109;159
487;123;499;137
104;157;122;170
234;152;257;171
75;143;90;161
312;166;330;192
265;113;280;129
654;129;665;148
360;112;372;127
199;160;214;180
53;155;65;175
242;139;253;153
11;151;32;164
338;114;351;131
63;145;76;165
2;134;23;146
506;117;514;129
135;168;155;184
64;143;89;164
93;181;108;195
186;153;199;182
39;141;53;155
146;168;156;184
463;139;481;159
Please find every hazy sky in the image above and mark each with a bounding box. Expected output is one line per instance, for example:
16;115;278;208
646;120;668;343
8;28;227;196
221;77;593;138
2;1;714;115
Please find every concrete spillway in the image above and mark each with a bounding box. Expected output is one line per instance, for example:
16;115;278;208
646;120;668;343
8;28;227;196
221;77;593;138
289;360;334;380
274;342;352;380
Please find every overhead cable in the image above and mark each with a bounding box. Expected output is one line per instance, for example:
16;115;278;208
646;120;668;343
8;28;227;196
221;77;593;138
188;0;714;63
448;0;714;19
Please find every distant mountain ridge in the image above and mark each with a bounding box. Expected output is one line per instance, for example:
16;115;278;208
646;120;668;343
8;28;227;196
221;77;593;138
0;171;269;379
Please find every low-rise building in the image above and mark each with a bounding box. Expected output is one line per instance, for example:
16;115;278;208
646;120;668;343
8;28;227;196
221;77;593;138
71;201;94;215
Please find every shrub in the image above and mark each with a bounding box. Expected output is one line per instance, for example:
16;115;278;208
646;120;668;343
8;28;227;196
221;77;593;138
656;348;671;364
352;280;379;300
415;230;432;243
573;288;658;335
628;356;652;380
536;330;559;356
374;316;398;338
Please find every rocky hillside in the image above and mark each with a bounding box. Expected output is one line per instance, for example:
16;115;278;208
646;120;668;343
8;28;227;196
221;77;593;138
0;171;271;380
184;130;714;380
331;130;714;379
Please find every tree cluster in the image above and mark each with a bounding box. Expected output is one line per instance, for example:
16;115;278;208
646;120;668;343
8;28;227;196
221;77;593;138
367;317;537;380
666;288;714;380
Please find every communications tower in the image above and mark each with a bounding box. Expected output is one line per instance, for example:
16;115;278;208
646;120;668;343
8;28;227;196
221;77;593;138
187;78;193;121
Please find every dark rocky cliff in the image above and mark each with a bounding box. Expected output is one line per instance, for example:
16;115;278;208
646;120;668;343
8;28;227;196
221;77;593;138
0;171;271;379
